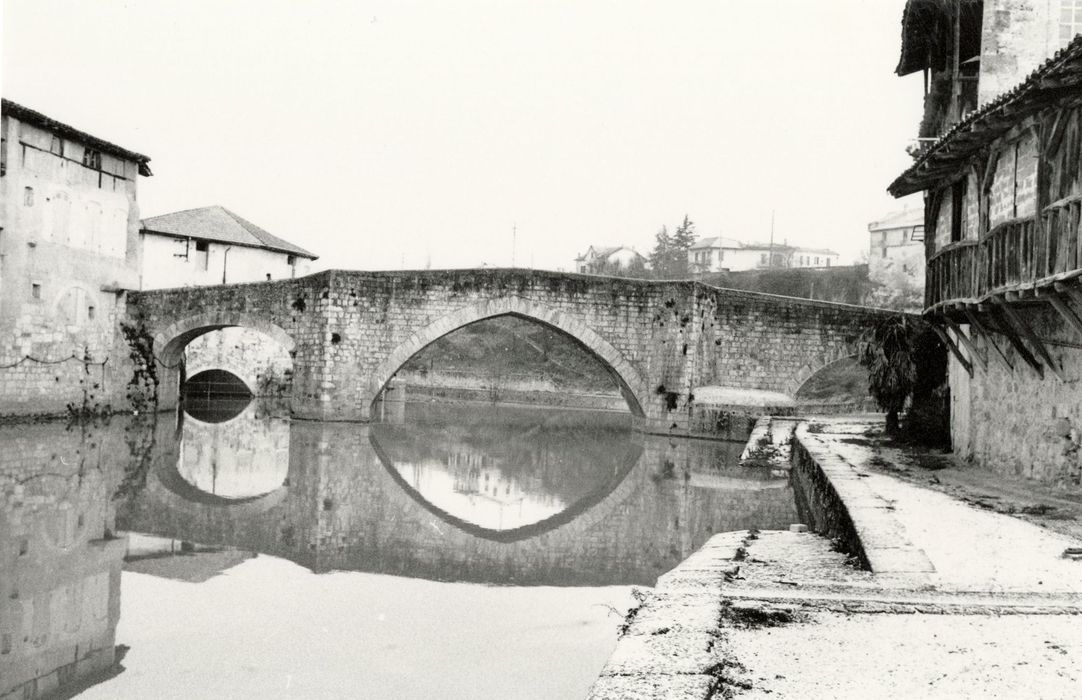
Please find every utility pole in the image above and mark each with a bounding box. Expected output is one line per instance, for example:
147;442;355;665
512;222;517;268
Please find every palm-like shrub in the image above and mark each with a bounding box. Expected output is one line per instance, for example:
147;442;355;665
858;315;926;434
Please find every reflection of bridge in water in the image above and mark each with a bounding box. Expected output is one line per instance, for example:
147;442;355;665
120;405;798;586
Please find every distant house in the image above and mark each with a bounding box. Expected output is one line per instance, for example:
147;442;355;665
689;237;840;273
140;205;317;289
867;207;925;283
574;245;645;274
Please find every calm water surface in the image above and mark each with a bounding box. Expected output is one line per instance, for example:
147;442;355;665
1;399;797;699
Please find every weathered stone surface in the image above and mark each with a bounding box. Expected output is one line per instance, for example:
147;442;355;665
587;674;717;700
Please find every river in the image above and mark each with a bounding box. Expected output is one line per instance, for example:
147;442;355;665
1;399;797;699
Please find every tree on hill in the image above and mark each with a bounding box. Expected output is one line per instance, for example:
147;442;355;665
649;216;697;279
671;215;697;277
649;226;674;278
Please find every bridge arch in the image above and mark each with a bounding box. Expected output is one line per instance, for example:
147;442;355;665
152;312;296;407
787;348;864;398
154;311;296;366
367;296;649;417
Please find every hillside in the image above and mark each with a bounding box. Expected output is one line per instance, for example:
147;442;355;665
400;316;618;391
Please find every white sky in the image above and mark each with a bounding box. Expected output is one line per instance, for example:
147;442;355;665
2;0;924;271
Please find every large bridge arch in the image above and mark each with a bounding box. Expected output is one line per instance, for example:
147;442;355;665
366;296;650;417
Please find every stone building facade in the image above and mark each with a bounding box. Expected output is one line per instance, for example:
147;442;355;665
0;100;151;416
891;2;1082;483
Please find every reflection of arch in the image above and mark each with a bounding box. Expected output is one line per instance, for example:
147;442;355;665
369;430;644;543
789;351;863;398
154;311;296;366
151;452;289;513
368;296;647;417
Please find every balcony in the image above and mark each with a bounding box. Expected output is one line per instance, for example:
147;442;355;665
925;202;1082;311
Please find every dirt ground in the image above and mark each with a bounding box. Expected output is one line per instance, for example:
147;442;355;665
834;421;1082;543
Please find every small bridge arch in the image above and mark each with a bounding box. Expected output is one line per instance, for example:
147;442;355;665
150;310;296;404
154;311;296;366
367;295;650;418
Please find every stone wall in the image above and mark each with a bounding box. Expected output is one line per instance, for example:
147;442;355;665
184;327;293;395
979;0;1066;107
0;111;144;418
950;305;1082;484
128;269;893;434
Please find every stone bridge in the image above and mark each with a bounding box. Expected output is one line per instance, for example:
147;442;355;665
126;269;893;433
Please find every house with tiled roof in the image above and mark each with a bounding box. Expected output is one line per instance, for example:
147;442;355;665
689;236;839;273
139;205;317;289
573;245;645;274
888;1;1082;483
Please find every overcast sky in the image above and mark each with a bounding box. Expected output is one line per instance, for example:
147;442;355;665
2;0;923;271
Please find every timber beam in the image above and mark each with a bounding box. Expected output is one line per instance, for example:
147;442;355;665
991;296;1063;381
1046;284;1082;341
964;306;1014;371
943;317;987;371
933;325;973;377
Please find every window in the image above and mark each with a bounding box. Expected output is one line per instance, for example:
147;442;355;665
195;240;208;252
83;149;101;170
287;254;297;266
912;225;925;242
815;256;820;265
50;136;63;156
31;283;41;300
1061;0;1082;45
951;177;968;242
23;187;33;206
87;305;95;320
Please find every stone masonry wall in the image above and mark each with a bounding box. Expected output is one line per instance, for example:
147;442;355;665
184;327;293;395
952;305;1082;484
128;270;892;434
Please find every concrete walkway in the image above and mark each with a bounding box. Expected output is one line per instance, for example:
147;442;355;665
588;416;1082;699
